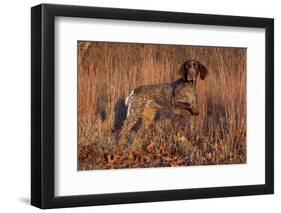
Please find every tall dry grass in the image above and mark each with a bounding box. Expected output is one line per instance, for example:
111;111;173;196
78;41;246;170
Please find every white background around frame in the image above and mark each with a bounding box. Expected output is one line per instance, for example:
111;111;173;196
1;0;280;212
55;17;265;196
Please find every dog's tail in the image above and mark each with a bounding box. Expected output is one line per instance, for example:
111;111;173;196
125;90;134;118
125;90;134;106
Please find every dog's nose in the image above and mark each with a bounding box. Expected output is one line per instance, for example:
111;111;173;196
187;69;197;81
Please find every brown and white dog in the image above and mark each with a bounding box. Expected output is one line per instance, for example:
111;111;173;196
122;60;208;132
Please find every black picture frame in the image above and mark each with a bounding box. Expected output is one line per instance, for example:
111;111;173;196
31;3;274;209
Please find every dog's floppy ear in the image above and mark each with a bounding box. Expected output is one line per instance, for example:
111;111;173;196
179;63;187;81
199;63;208;80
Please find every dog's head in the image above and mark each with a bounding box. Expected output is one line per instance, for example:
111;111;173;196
180;60;208;84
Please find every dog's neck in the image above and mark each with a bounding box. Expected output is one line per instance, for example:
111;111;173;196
175;78;195;86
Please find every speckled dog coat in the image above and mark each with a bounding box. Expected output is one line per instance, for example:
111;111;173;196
123;78;199;131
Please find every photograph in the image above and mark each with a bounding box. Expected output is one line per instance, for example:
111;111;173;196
78;41;247;170
30;2;274;209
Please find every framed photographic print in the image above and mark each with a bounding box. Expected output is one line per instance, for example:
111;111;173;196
31;3;274;209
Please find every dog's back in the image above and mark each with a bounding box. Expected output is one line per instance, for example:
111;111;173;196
125;82;176;118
